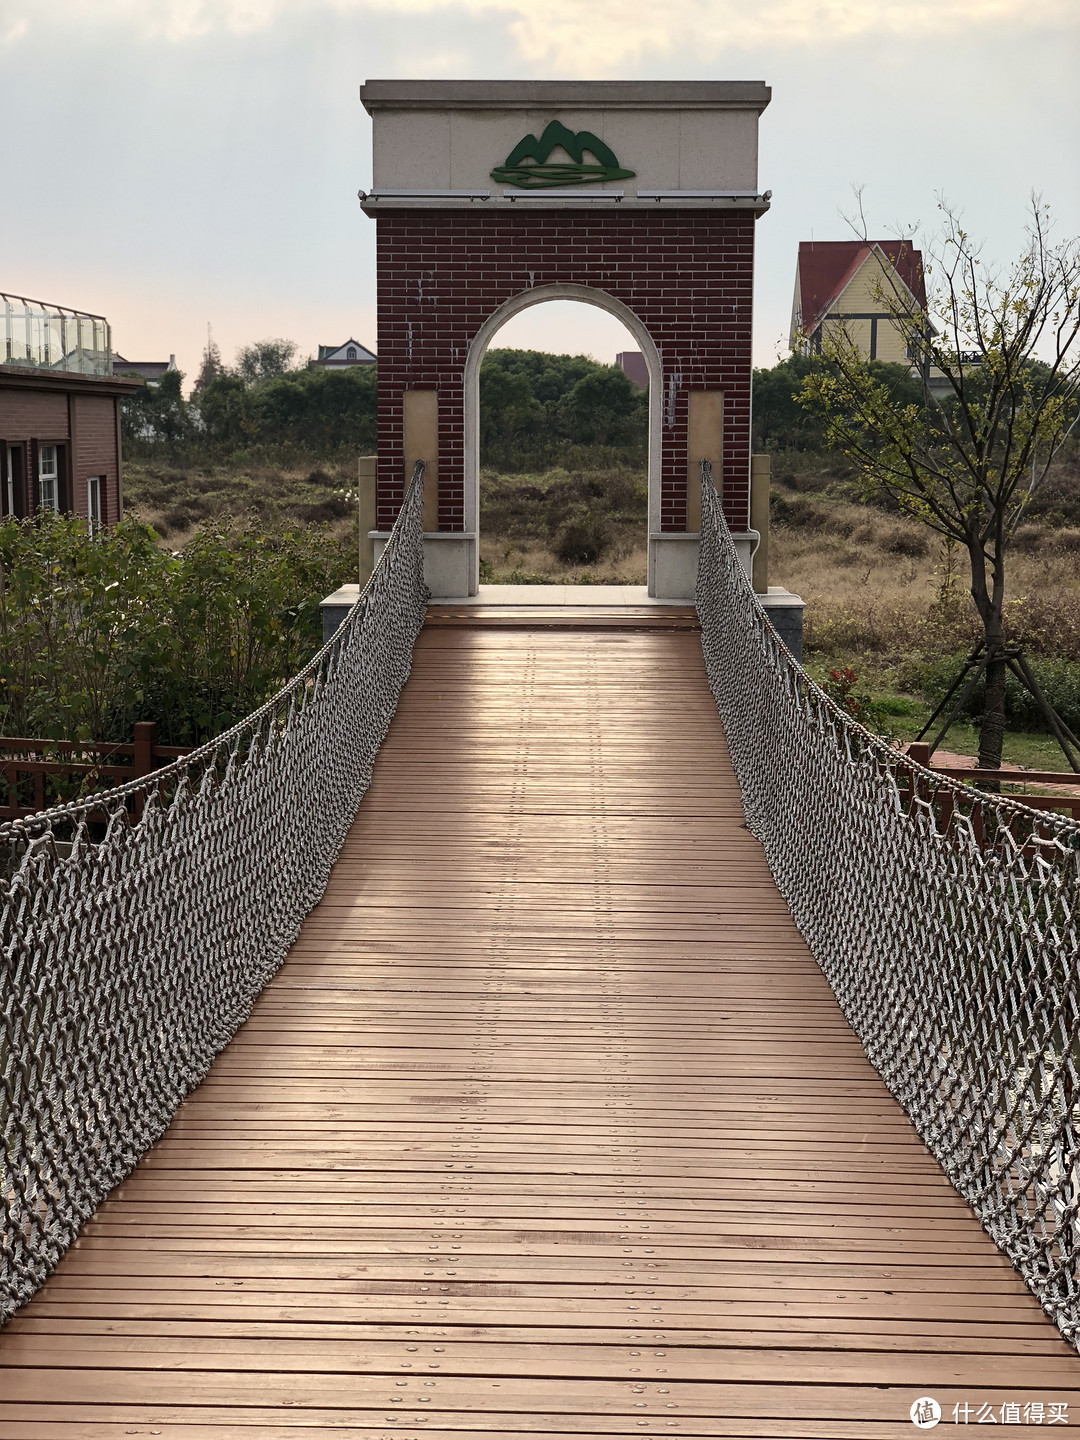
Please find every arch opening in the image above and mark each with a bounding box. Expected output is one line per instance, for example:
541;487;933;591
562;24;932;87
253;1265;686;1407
464;284;662;595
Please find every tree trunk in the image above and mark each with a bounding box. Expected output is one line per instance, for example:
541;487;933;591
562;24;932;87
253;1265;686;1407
979;652;1007;770
968;537;1007;771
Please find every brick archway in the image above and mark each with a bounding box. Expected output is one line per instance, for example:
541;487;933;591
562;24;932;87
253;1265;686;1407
362;80;771;597
463;283;661;591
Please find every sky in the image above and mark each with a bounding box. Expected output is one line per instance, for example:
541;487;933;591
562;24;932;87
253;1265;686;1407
1;0;1076;381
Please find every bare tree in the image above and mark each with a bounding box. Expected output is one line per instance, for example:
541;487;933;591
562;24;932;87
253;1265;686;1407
801;199;1080;769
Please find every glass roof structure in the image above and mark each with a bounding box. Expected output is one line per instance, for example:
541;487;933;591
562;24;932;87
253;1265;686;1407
2;292;111;377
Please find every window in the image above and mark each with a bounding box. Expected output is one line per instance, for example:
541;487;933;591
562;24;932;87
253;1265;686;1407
38;445;59;513
346;347;357;360
87;475;103;533
4;447;14;517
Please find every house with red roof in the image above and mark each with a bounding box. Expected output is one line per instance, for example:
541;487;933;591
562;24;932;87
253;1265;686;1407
790;240;927;364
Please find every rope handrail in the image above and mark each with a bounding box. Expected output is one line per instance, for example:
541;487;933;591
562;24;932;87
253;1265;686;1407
0;463;428;1323
696;459;1080;1347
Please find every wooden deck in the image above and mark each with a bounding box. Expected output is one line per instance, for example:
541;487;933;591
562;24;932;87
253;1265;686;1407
2;620;1078;1436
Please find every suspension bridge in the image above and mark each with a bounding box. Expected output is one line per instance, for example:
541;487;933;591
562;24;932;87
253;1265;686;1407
1;468;1079;1435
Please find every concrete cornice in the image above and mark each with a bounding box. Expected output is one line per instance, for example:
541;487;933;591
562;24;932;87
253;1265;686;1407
0;365;143;396
360;80;771;113
359;193;771;214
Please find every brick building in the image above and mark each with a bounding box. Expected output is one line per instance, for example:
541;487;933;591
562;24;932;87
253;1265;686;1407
617;351;650;389
1;293;140;527
358;80;773;598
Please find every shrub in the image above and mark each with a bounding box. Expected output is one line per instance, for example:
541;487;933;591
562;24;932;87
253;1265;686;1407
898;651;1080;736
880;527;930;558
821;667;871;720
160;505;202;533
554;513;611;565
0;513;352;747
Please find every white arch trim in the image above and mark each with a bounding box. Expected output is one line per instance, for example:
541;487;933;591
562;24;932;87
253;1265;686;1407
463;283;664;596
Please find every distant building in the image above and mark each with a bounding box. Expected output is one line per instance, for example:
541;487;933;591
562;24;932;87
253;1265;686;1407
616;351;649;388
112;354;178;383
316;340;376;368
2;291;140;527
790;240;927;363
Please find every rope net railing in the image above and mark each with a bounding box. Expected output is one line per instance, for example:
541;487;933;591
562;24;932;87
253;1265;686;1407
0;464;428;1324
696;461;1080;1347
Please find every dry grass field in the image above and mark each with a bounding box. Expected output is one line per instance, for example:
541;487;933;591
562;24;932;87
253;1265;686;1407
476;456;1080;770
477;466;649;584
123;452;1080;769
123;459;359;543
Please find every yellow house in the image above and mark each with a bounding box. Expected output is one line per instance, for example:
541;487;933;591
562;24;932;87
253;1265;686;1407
790;240;926;363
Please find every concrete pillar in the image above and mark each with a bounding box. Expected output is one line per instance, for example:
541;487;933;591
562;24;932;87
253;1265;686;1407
358;454;376;586
750;453;770;595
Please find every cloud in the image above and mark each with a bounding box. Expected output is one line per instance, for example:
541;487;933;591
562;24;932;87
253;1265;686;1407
0;14;29;44
2;0;1070;64
398;0;1069;69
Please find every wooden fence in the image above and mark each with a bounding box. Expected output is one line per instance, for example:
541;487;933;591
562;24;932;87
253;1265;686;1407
0;723;192;821
902;741;1080;837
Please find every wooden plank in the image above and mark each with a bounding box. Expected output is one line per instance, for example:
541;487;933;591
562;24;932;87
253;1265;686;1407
9;1317;1064;1347
3;623;1076;1433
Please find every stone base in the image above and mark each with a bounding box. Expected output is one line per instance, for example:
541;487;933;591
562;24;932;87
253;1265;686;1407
320;584;361;644
759;587;806;661
649;533;698;600
370;532;477;599
322;534;805;657
649;531;758;600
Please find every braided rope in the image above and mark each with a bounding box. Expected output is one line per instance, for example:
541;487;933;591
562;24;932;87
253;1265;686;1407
697;461;1080;1347
0;465;428;1323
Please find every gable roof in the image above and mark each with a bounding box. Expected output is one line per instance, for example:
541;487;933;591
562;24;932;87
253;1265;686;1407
796;240;926;337
112;354;177;381
316;339;376;365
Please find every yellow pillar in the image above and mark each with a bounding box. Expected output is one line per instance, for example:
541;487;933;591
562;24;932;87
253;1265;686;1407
686;391;724;531
403;390;439;532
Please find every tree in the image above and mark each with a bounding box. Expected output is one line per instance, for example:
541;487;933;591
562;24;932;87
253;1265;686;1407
800;199;1080;769
479;364;544;468
193;332;225;396
120;367;190;449
558;367;644;447
235;337;300;386
753;354;923;451
256;365;378;453
195;372;257;449
479;349;647;469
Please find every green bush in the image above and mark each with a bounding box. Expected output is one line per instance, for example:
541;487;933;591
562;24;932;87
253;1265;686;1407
0;513;352;747
899;651;1080;735
126;345;648;471
124;363;378;464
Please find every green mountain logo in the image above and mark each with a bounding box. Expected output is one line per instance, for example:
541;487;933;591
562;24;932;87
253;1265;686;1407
492;121;635;189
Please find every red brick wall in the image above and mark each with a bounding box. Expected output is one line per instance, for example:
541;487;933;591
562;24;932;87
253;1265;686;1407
71;394;120;523
374;207;756;533
0;390;69;439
